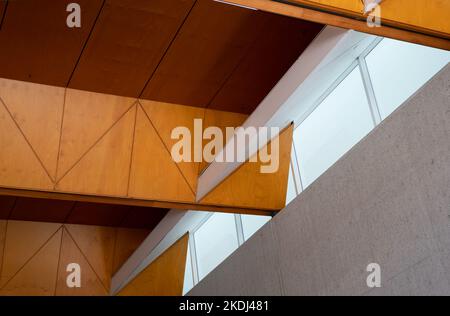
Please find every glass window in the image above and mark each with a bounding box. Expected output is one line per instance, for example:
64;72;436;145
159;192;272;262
182;242;194;295
241;214;271;241
294;66;374;188
194;213;239;280
366;38;450;119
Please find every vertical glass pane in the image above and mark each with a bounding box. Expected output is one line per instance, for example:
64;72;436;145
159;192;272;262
241;214;271;241
182;242;194;295
194;213;239;280
366;38;450;119
294;66;374;188
285;164;297;206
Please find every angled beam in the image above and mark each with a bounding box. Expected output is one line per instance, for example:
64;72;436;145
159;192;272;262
218;0;450;50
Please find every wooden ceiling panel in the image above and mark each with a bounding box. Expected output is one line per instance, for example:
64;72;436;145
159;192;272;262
0;0;104;86
68;0;195;97
140;0;269;107
209;14;323;113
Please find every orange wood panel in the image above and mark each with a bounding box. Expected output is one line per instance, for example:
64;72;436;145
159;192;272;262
128;105;196;203
56;105;136;197
209;13;322;114
65;224;116;289
140;100;205;192
58;89;136;179
0;221;61;287
200;125;293;210
0;228;62;296
0;220;6;278
112;228;150;274
9;197;74;223
55;227;108;296
289;0;450;37
118;234;188;296
69;0;195;97
0;0;104;86
0;78;65;179
0;98;54;191
141;0;268;109
226;0;450;50
199;109;249;174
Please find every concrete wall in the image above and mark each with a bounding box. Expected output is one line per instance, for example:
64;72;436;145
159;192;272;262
189;64;450;296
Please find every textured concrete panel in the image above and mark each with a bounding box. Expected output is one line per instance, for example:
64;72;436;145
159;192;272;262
189;64;450;296
189;221;283;296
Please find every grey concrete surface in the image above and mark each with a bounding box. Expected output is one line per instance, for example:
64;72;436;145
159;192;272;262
188;64;450;296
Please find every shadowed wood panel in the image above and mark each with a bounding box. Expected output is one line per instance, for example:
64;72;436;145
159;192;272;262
141;0;268;108
140;100;204;192
120;207;168;230
55;228;108;296
0;98;53;191
128;106;195;203
118;234;188;296
0;221;61;287
66;202;130;227
112;228;150;274
0;0;104;86
65;224;116;289
56;105;136;197
209;14;323;114
0;228;62;296
200;125;293;210
0;197;15;219
0;1;5;28
0;78;65;179
58;89;136;179
9;197;74;223
69;0;195;97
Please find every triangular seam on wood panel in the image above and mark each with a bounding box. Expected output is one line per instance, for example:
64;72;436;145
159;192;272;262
137;101;196;197
63;226;109;293
126;105;139;196
0;96;55;184
54;88;68;188
53;224;65;296
55;102;138;185
0;226;63;290
0;220;9;280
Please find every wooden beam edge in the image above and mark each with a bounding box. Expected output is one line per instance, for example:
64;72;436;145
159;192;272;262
0;186;274;216
227;0;450;50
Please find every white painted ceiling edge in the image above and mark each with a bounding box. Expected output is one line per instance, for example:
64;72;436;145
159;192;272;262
196;26;377;202
110;26;379;296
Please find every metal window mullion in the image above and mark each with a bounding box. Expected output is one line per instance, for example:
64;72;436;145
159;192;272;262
188;233;200;285
291;141;303;194
234;214;245;245
358;56;382;126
